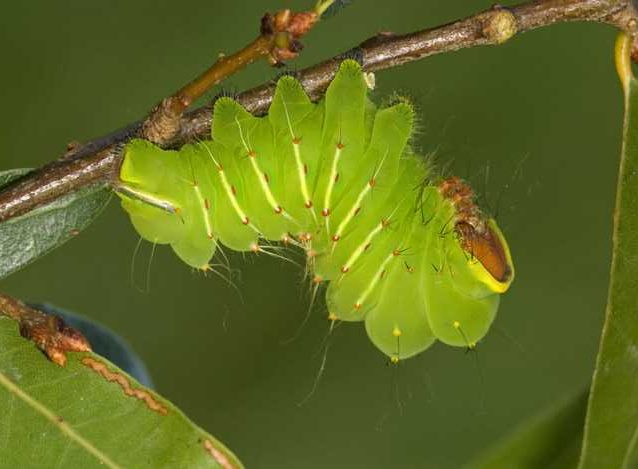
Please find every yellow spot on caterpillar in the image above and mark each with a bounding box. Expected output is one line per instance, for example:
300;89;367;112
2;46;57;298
453;320;461;329
390;356;400;364
392;327;402;337
328;312;338;321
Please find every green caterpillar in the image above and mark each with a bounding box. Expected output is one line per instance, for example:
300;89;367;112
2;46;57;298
117;60;514;362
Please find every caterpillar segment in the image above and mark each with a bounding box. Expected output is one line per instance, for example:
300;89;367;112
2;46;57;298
118;60;514;361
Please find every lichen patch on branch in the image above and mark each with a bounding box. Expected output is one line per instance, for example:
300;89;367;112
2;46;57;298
481;7;518;44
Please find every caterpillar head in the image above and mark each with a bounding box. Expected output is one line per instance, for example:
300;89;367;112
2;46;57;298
439;176;514;295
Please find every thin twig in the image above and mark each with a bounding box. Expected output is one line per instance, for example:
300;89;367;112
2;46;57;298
0;0;636;223
141;7;322;144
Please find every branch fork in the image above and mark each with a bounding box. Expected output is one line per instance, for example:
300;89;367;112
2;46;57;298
142;7;322;145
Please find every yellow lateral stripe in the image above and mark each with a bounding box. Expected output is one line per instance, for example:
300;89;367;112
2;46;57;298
248;156;280;211
234;115;300;227
333;150;389;251
341;221;384;272
201;142;258;233
354;252;395;309
334;183;371;239
192;184;214;239
219;170;253;228
280;94;315;215
323;144;342;215
292;141;313;209
247;155;300;227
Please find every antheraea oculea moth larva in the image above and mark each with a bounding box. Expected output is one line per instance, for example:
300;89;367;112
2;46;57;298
117;60;514;362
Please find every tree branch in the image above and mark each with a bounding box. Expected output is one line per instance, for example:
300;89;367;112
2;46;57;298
0;0;636;223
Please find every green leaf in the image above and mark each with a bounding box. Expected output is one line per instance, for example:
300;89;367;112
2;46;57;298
578;35;638;469
467;391;587;469
0;169;111;280
0;315;242;468
0;168;31;187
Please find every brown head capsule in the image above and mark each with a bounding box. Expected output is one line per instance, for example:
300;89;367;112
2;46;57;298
456;221;511;283
439;176;512;285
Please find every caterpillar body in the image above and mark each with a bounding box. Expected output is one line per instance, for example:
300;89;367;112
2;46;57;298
117;60;514;362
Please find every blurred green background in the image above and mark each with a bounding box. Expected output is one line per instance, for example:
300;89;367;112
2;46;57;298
0;0;623;467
